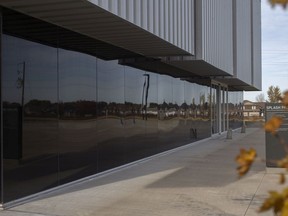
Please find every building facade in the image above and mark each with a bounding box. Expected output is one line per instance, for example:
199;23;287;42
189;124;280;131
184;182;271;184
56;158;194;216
0;0;261;206
243;100;265;117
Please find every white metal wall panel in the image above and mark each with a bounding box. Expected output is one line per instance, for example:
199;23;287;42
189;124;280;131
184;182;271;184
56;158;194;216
252;0;262;90
153;1;159;36
200;0;233;75
89;0;195;55
148;0;154;33
135;1;141;26
235;0;252;84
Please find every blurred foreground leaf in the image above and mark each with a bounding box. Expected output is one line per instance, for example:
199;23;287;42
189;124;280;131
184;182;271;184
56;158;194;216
235;148;257;177
282;91;288;107
269;0;288;8
259;188;288;215
278;156;288;170
280;173;286;184
264;116;283;135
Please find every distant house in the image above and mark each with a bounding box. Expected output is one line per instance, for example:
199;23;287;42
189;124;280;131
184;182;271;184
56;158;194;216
243;100;265;117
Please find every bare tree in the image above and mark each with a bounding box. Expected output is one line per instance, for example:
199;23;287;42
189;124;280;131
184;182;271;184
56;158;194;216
255;93;265;102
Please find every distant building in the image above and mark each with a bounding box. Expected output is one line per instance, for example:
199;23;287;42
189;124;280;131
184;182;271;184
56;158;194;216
0;0;261;206
243;100;265;117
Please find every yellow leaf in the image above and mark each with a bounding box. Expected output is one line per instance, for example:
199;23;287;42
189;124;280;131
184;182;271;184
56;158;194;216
259;188;288;215
281;200;288;216
280;173;286;184
235;148;257;177
283;91;288;107
277;156;288;169
270;0;288;8
259;191;282;212
264;116;283;134
259;191;284;213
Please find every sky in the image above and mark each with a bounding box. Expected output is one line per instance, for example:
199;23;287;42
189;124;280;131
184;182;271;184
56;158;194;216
244;1;288;101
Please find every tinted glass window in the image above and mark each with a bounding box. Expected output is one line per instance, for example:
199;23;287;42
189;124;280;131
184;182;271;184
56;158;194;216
97;59;126;171
58;49;97;184
2;35;58;202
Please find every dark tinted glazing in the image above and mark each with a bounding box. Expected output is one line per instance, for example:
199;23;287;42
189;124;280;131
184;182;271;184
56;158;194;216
2;35;58;202
193;84;211;139
228;91;244;129
145;72;159;154
124;66;149;161
58;49;97;184
96;59;126;171
171;79;187;145
158;75;174;151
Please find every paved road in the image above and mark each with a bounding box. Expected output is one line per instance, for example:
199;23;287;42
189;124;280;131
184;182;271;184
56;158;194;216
0;127;281;216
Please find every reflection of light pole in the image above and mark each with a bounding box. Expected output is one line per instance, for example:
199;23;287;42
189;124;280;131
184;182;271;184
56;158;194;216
16;61;25;159
17;62;26;117
142;74;150;120
142;75;146;116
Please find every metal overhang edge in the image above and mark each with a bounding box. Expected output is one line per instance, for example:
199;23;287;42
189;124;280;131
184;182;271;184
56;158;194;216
0;0;256;91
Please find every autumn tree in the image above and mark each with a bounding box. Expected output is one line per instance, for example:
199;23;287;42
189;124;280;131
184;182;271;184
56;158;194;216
267;85;282;103
269;0;288;8
255;93;265;102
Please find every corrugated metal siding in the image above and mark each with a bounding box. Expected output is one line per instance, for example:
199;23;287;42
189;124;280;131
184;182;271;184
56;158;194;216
252;0;262;90
89;0;195;55
235;0;252;84
201;0;233;75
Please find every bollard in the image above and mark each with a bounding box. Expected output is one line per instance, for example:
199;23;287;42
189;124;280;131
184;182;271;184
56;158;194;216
241;124;246;133
226;129;232;139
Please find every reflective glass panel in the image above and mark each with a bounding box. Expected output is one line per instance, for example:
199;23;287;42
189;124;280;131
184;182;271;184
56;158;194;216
96;59;126;171
195;84;211;139
145;72;159;153
58;49;97;184
228;91;244;129
125;66;152;161
2;34;58;202
171;79;187;145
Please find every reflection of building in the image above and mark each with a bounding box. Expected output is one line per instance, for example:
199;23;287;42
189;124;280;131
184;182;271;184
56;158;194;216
0;1;261;205
243;100;265;117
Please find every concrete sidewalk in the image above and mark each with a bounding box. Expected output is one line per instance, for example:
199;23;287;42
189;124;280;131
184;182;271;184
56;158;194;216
0;127;281;216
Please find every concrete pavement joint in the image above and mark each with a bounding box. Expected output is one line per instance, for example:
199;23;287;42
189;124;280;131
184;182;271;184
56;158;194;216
244;171;266;216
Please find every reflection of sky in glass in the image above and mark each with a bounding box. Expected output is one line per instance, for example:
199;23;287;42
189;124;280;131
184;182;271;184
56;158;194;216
184;82;195;105
228;92;243;105
59;49;96;102
2;34;226;109
2;34;57;103
125;66;144;104
197;84;210;104
97;59;124;103
158;75;172;104
145;72;158;104
172;79;184;105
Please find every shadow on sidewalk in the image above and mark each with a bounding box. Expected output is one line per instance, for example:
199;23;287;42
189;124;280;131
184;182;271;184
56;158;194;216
33;128;266;201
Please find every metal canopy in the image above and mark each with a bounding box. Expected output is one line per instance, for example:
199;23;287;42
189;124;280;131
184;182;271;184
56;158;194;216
214;78;260;91
166;59;232;77
2;8;141;60
165;59;260;91
0;0;191;57
0;0;258;91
